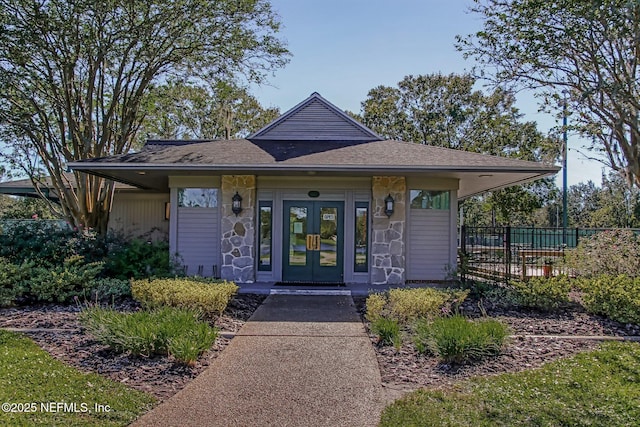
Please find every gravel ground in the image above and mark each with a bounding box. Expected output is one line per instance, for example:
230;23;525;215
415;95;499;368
0;294;266;400
353;296;640;394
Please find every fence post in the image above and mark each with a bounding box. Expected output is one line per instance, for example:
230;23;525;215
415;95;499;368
575;228;579;247
505;226;511;284
460;225;467;282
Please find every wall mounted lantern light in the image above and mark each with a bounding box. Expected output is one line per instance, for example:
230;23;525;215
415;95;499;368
232;191;243;216
384;193;394;218
164;202;171;220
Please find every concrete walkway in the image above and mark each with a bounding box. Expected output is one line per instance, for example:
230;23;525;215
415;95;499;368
133;295;386;427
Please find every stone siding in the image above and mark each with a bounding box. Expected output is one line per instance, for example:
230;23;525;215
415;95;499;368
220;175;256;283
371;176;406;285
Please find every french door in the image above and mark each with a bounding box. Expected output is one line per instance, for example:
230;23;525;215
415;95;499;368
282;201;344;283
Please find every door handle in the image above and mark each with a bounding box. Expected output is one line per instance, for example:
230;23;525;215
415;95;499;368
306;234;321;251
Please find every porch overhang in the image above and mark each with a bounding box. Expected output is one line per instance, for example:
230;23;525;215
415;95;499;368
67;161;558;199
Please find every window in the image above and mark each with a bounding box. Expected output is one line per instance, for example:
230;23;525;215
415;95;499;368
258;201;272;271
410;190;450;210
354;202;368;272
177;188;218;208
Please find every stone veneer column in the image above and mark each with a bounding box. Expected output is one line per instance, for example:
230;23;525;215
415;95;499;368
220;175;256;283
371;176;406;285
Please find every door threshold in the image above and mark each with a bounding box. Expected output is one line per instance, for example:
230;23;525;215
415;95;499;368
270;288;352;296
275;281;346;287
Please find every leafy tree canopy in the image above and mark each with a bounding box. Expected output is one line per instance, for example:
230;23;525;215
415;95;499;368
0;0;289;233
458;0;640;188
139;79;280;142
355;73;559;225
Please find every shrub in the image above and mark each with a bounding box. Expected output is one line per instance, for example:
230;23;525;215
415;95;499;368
0;258;33;306
387;288;469;322
414;315;509;363
0;221;120;267
79;306;218;366
365;293;387;322
365;288;469;324
483;276;571;312
509;276;571;311
0;221;77;266
27;255;104;303
370;317;401;349
103;239;178;280
578;275;640;325
89;278;132;302
131;277;239;317
566;229;640;278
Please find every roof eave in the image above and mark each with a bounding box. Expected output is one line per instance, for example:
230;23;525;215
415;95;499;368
69;161;560;175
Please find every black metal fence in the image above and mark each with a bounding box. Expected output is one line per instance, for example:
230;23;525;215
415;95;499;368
459;226;640;283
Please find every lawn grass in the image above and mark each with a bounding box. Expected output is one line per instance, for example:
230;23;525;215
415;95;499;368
380;342;640;426
0;330;156;426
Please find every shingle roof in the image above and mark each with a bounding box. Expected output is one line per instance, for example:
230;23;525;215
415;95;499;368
76;138;549;171
68;92;559;198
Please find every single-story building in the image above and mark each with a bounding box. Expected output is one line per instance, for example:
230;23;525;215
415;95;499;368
65;92;557;285
0;174;169;240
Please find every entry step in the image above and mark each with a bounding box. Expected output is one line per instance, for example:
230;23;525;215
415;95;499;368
269;289;352;296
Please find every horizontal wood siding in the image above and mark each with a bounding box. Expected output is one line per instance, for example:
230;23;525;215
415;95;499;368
407;209;451;280
109;192;169;240
176;207;219;276
262;99;372;140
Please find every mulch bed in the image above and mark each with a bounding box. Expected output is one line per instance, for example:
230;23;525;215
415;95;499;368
353;296;640;394
0;294;266;401
2;293;639;402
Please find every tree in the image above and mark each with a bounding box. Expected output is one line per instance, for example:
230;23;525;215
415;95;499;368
140;79;280;141
361;74;483;148
0;0;289;234
458;0;640;187
358;73;559;225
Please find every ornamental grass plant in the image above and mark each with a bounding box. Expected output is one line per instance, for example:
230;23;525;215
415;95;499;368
414;315;509;363
80;306;218;366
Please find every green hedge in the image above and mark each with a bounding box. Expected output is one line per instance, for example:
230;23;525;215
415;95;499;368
366;287;469;323
131;277;239;317
578;275;640;325
0;256;120;306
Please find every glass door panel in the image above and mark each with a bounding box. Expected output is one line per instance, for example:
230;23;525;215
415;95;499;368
319;207;338;267
288;206;308;266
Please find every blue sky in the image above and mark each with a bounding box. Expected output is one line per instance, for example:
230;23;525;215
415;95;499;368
252;0;605;187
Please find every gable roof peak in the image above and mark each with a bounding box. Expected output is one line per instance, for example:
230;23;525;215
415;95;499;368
249;92;381;142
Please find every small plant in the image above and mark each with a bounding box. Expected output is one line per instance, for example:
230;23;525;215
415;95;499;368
414;315;509;363
578;275;640;325
80;306;218;365
89;277;132;302
131;277;238;317
370;317;402;349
